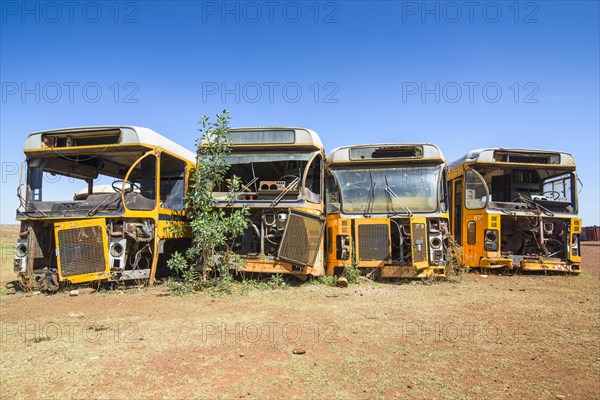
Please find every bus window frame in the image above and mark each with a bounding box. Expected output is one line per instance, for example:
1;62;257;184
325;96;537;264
464;168;489;210
158;152;188;211
122;151;159;212
467;221;477;245
440;167;449;212
325;171;341;214
303;152;324;205
542;171;575;203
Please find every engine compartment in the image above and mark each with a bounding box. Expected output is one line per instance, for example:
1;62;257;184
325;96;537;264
14;218;157;290
500;216;571;260
230;208;324;270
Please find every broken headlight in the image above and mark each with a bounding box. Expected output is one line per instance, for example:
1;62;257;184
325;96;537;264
484;229;499;251
336;235;351;260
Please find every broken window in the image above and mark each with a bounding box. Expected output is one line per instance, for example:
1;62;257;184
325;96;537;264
474;166;577;213
542;173;572;203
210;152;316;202
160;153;186;210
23;152;147;215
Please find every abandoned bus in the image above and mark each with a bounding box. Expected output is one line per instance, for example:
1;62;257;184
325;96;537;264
210;127;326;277
325;144;449;278
14;126;196;289
447;148;582;273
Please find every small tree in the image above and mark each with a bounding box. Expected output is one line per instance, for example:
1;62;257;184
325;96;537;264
167;110;249;293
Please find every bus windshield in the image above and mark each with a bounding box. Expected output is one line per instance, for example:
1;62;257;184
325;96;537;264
332;164;442;214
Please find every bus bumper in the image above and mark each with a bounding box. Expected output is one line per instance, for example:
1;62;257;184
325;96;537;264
518;259;581;274
239;259;320;276
479;257;580;274
479;257;513;268
380;265;446;278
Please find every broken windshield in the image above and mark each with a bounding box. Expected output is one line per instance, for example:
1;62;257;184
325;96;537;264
22;150;154;215
331;165;442;214
471;166;578;213
212;151;322;203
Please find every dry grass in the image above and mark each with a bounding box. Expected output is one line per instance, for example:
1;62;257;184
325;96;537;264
445;237;466;277
0;225;598;399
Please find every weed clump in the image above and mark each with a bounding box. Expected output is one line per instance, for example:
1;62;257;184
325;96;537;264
446;237;468;279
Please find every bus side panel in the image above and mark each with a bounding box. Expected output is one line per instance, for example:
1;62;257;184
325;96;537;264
410;216;428;270
462;210;487;268
325;214;352;275
486;214;501;259
570;217;582;264
325;213;353;275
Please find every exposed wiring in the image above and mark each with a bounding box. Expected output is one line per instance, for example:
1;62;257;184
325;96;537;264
50;145;110;162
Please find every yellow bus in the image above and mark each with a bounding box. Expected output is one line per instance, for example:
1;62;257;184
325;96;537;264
14;126;196;289
447;148;582;273
325;144;449;278
210;127;326;277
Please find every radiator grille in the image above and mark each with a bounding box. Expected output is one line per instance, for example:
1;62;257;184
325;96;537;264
357;224;390;261
412;223;427;263
58;226;106;277
278;211;325;266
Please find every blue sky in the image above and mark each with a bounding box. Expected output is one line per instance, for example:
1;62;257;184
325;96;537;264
1;0;598;224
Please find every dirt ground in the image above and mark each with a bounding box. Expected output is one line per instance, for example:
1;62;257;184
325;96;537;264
0;224;598;400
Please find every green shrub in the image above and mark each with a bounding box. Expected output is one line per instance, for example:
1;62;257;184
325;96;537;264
167;111;250;295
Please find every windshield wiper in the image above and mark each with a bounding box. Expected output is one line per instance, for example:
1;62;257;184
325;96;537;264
362;172;376;218
251;163;259;193
234;176;259;201
384;175;413;216
497;207;515;215
487;204;515;215
270;177;300;207
514;193;554;217
88;194;120;217
23;209;47;218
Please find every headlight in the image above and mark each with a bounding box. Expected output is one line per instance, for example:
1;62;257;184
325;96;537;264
15;243;27;258
572;235;580;257
484;229;499;251
336;235;351;260
110;242;124;258
430;237;442;249
485;230;497;242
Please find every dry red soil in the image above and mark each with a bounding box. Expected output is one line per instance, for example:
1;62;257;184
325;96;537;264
0;225;598;399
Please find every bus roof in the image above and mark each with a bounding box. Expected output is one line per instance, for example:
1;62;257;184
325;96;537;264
225;127;323;150
24;126;196;163
449;148;576;169
327;143;445;166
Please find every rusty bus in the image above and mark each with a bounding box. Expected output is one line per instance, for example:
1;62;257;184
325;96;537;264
447;148;582;273
14;126;196;289
209;127;326;277
325;143;450;278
